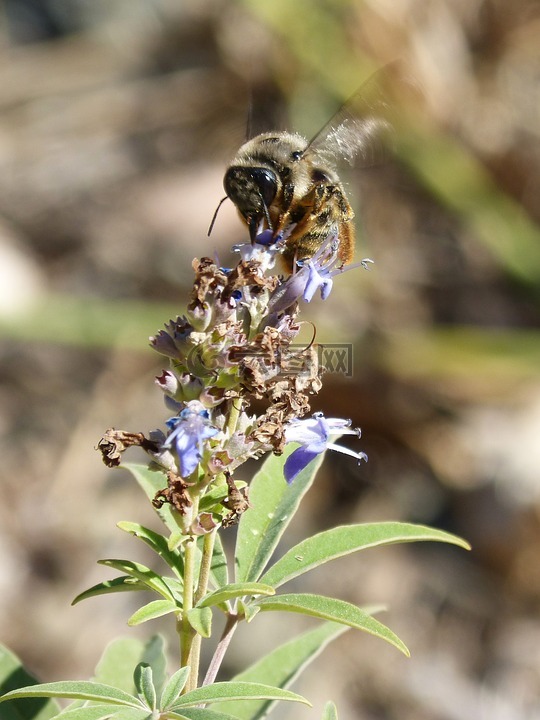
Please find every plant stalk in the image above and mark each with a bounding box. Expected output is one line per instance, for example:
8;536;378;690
188;526;218;690
202;613;239;687
180;495;199;692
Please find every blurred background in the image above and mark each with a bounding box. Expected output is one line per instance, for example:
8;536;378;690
1;1;540;718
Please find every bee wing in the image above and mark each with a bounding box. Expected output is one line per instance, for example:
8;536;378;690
306;63;406;167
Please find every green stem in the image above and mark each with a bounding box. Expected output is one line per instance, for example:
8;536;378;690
195;527;217;604
225;398;241;436
180;495;199;692
188;527;218;691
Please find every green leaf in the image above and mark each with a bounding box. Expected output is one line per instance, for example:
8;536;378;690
196;583;275;609
235;444;323;583
139;636;168;700
208;533;228;589
94;638;145;694
186;608;213;638
97;560;175;601
127;600;179;626
55;706;122;720
198;485;229;513
237;601;260;623
134;665;155;710
321;701;338;720
166;711;241;720
0;682;144;708
104;711;151;720
254;594;409;655
260;522;471;588
117;522;184;580
159;668;190;710
168;711;246;720
169;682;310;709
216;622;348;719
121;464;179;534
72;577;147;605
0;643;60;720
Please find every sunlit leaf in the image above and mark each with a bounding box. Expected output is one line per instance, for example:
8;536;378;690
159;667;190;710
260;522;470;588
0;643;60;720
117;522;184;580
166;711;241;720
215;622;348;719
97;560;175;601
196;583;275;609
0;682;143;708
121;464;182;537
139;636;168;700
103;710;151;720
235;445;323;584
186;608;213;638
72;577;147;606
134;665;155;710
208;533;228;589
254;593;409;655
54;706;121;720
169;682;310;709
127;600;179;626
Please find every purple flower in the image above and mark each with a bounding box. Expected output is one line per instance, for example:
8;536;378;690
283;412;367;484
163;400;219;477
269;235;373;313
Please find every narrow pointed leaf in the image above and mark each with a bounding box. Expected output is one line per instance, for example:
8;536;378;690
0;643;60;720
159;667;190;710
186;607;213;638
127;600;179;626
196;583;275;609
72;577;147;605
0;682;144;708
122;464;177;531
254;594;410;655
168;711;247;720
54;706;121;720
170;682;310;709
235;444;324;583
321;701;338;720
139;636;168;700
98;560;174;600
134;665;155;710
208;533;228;588
260;522;470;588
215;622;348;719
166;712;241;720
117;522;184;580
105;711;151;720
238;601;260;623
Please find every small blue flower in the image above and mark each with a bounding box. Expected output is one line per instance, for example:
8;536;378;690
163;400;219;477
283;412;367;484
270;235;373;313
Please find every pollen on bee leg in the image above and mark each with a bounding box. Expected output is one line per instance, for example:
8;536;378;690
337;221;355;265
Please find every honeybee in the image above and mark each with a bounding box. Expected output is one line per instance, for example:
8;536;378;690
222;69;396;271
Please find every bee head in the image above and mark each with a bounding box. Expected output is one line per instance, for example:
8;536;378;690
224;166;277;242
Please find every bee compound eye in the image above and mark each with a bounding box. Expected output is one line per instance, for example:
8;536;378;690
250;168;277;207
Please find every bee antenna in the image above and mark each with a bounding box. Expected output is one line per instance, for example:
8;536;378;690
208;195;229;237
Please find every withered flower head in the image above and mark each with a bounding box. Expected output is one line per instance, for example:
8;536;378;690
100;228;369;532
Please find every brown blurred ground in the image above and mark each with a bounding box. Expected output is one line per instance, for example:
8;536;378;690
1;1;540;719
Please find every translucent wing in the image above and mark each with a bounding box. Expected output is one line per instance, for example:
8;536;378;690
306;63;407;167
